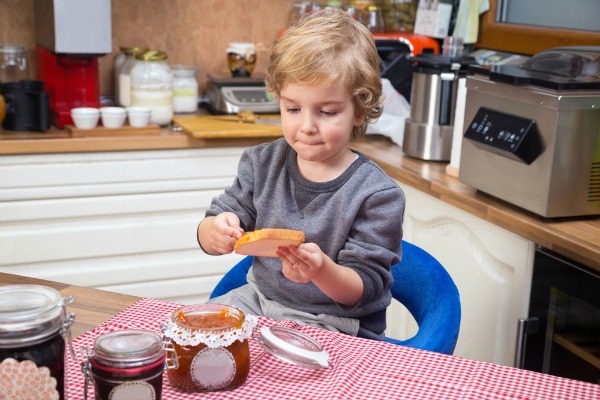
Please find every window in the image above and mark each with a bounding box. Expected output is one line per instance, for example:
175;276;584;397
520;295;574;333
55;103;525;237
477;0;600;55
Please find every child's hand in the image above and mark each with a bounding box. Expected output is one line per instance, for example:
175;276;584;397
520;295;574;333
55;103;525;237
277;243;327;283
209;212;244;254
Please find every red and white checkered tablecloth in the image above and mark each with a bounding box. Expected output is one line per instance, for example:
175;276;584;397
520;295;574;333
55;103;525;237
65;298;600;400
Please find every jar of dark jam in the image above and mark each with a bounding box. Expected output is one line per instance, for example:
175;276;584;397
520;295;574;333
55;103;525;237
161;303;257;392
81;329;177;400
0;284;75;400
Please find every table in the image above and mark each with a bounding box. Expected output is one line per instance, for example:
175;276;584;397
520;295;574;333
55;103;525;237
2;273;599;400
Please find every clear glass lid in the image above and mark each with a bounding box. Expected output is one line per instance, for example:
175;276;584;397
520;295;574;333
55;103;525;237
256;326;330;370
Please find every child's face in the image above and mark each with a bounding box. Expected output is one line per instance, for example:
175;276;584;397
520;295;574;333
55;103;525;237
279;82;364;164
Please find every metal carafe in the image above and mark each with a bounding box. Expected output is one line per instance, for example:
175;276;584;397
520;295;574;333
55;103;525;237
403;42;475;161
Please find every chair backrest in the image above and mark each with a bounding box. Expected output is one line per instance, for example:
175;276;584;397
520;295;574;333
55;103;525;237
209;240;461;355
384;240;461;355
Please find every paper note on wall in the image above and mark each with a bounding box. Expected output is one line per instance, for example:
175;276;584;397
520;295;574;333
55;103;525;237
414;1;453;38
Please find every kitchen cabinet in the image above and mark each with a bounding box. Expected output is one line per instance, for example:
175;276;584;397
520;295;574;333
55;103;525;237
386;184;535;367
0;147;247;304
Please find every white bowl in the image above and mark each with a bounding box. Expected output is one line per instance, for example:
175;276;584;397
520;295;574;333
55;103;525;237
126;106;152;127
71;107;99;130
100;107;127;128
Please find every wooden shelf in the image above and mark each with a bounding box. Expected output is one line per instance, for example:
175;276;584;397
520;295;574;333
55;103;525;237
553;332;600;370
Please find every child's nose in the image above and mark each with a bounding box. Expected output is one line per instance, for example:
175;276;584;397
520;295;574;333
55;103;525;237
300;114;317;134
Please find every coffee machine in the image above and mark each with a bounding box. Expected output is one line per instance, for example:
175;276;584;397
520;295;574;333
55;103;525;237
33;0;112;128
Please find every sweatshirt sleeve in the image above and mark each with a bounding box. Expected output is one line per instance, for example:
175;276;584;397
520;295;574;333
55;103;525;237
338;184;405;307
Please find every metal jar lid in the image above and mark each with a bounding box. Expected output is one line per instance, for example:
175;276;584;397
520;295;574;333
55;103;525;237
256;326;330;370
92;329;165;368
0;284;68;347
135;50;168;62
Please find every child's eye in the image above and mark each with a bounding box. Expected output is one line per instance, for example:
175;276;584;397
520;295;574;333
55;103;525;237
321;110;337;117
285;107;300;114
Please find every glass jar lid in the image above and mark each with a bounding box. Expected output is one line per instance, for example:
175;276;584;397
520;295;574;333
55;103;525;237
136;50;168;62
0;284;66;347
171;64;198;77
256;326;330;370
92;329;165;368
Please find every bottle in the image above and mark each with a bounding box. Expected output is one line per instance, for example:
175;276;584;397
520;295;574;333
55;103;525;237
171;65;198;113
130;50;173;126
367;6;385;33
114;46;136;105
118;47;148;107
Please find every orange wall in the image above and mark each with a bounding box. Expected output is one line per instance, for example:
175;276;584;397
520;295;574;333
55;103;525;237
0;0;294;96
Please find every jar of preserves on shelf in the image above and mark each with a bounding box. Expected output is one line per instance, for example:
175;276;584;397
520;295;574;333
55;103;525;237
161;303;257;392
0;284;75;400
171;65;198;113
130;50;173;126
81;329;177;400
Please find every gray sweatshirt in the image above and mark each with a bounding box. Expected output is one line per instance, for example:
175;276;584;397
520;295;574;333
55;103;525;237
206;138;405;339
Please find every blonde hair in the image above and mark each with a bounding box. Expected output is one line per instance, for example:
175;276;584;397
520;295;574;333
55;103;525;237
265;8;382;140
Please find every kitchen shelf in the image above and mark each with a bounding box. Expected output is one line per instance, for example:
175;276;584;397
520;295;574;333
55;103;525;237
553;332;600;370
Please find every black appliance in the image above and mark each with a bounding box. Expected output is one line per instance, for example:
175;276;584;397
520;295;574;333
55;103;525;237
515;248;600;384
0;80;49;131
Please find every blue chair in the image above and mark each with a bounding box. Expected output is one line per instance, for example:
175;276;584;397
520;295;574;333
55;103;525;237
210;240;461;355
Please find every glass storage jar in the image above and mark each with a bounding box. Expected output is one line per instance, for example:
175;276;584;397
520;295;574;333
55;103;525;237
161;304;257;392
130;50;173;126
81;329;177;400
0;44;28;83
117;47;148;107
226;42;256;77
0;284;75;400
171;65;198;113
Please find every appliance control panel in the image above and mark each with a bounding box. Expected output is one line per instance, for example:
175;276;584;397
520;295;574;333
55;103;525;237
464;107;543;165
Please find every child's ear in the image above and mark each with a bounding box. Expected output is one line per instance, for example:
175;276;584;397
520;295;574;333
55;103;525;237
353;113;365;126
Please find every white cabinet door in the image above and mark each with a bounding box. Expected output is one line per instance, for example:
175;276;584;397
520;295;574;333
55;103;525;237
386;184;535;366
0;148;248;304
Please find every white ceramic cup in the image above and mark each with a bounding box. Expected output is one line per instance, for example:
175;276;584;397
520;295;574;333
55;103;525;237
126;106;152;127
100;107;127;128
71;107;100;130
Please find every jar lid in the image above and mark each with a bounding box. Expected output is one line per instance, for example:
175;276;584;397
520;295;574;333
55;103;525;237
136;50;168;62
256;326;330;370
171;64;198;76
92;329;165;368
227;43;256;55
0;285;66;346
0;44;26;54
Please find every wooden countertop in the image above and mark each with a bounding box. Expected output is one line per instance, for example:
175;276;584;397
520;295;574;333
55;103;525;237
1;128;599;272
351;136;600;272
0;272;139;338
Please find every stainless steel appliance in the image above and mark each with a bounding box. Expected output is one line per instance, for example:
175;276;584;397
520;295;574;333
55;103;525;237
403;52;475;161
203;75;279;115
515;247;600;384
459;46;600;218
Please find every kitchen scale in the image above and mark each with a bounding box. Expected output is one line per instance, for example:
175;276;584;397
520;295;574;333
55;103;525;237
203;75;279;115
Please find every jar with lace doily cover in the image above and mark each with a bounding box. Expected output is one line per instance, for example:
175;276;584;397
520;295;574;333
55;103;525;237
161;304;257;392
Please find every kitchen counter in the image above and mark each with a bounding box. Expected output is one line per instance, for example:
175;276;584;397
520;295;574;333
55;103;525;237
1;129;599;272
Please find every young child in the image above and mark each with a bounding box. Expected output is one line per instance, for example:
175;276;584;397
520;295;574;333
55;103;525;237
197;8;405;340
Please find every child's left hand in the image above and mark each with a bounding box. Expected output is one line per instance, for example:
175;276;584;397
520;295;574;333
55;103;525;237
277;243;327;283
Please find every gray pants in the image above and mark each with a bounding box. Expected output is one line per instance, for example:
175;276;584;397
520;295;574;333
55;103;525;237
209;268;360;336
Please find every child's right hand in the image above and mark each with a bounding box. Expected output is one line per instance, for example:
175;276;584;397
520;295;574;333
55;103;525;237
208;212;244;254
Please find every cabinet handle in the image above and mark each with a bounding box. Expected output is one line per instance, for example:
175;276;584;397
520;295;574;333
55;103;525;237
514;317;539;368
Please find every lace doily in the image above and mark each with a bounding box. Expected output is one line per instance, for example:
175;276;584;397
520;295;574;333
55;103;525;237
162;315;257;349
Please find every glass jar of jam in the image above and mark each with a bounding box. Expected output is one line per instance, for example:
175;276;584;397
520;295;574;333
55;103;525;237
81;329;177;400
161;303;257;392
0;284;75;400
